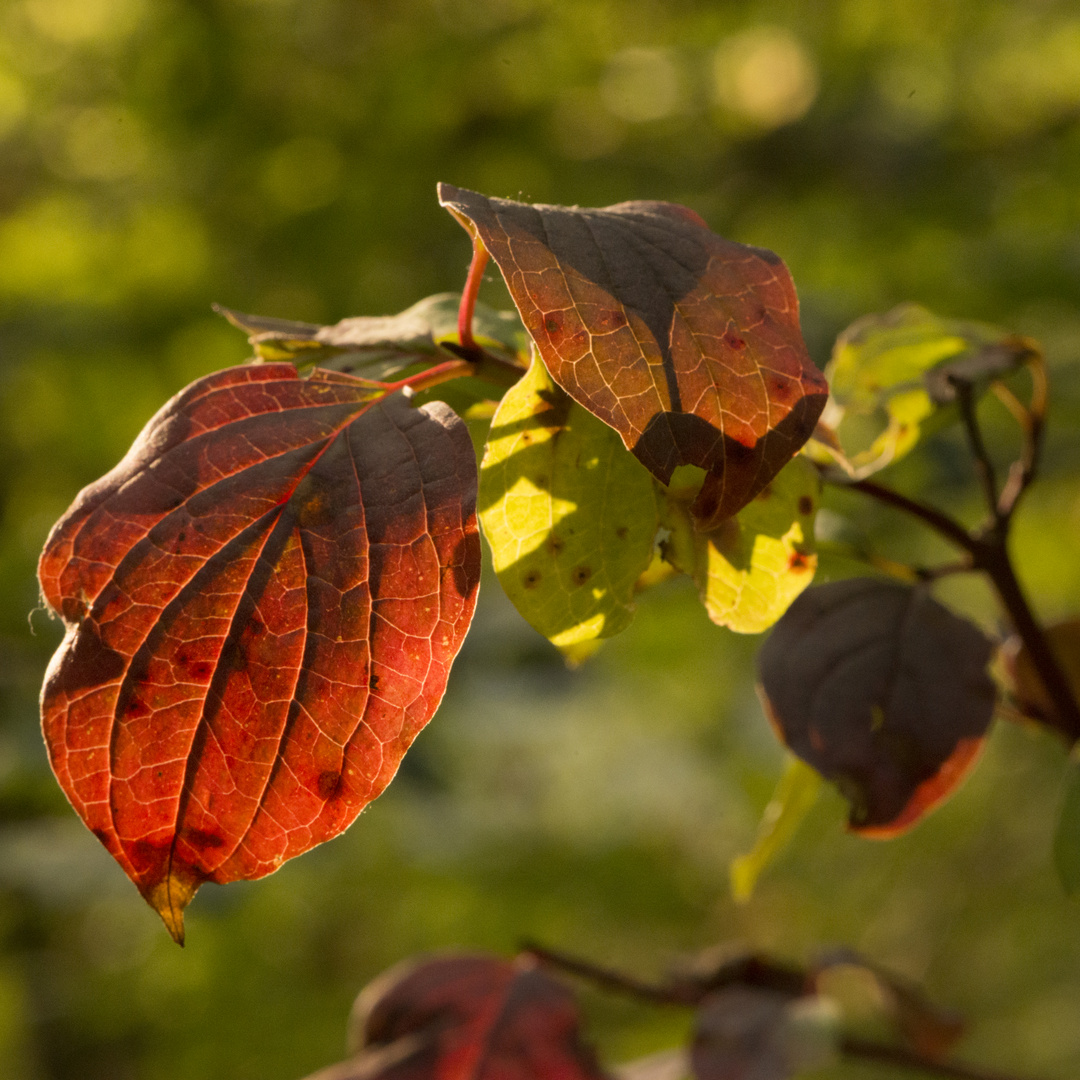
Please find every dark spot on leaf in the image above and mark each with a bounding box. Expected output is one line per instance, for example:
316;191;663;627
182;827;225;850
548;534;564;555
788;551;810;572
523;569;542;589
544;313;562;335
369;672;380;690
616;526;628;539
571;565;592;586
534;473;548;489
91;828;109;846
724;332;746;350
798;496;813;515
317;770;342;799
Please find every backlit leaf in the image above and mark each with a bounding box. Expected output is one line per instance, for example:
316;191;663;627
302;953;605;1080
479;352;658;655
439;184;828;529
660;456;819;634
758;579;997;835
218;292;528;373
1055;757;1080;897
819;304;1033;476
730;755;822;903
38;364;481;941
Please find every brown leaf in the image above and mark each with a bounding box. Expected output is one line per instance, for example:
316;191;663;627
1000;618;1080;741
438;184;828;528
303;953;606;1080
758;579;997;835
38;364;480;941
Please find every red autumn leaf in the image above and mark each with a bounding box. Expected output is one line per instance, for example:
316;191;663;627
757;579;997;836
438;184;828;529
302;953;606;1080
38;363;480;942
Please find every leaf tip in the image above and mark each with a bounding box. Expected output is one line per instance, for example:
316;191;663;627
143;871;200;946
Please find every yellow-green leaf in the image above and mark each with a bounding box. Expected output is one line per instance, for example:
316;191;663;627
822;303;1029;476
731;755;822;903
479;354;658;654
660;455;819;634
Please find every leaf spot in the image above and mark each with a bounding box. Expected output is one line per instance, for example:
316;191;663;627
317;770;342;800
523;569;542;589
571;565;592;586
797;496;813;515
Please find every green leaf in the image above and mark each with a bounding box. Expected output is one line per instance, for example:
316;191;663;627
820;303;1030;476
731;755;822;903
1054;756;1080;896
217;292;528;374
479;354;658;655
660;456;819;634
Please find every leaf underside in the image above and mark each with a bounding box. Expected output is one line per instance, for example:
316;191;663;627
758;579;997;835
38;364;481;940
479;353;658;654
305;954;604;1080
439;183;828;529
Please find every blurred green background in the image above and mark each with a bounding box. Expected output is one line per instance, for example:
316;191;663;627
2;0;1080;1077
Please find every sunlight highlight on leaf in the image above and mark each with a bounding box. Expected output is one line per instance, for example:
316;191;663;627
479;354;657;656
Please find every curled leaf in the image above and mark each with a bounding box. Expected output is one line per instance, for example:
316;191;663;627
439;184;827;529
730;755;822;903
38;364;480;941
757;579;997;835
479;354;658;655
822;304;1033;476
303;953;606;1080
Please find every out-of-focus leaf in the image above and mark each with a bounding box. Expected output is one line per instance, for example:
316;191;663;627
758;579;997;835
1054;756;1080;897
615;1049;689;1080
660;456;818;634
38;365;481;942
813;949;965;1059
301;953;606;1080
691;987;838;1080
479;353;658;656
822;304;1032;476
218;292;528;373
730;755;822;903
1000;618;1080;740
439;184;828;530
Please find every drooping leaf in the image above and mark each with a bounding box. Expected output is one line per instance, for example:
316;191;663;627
1054;756;1080;897
757;579;997;835
38;364;481;941
660;456;818;634
817;304;1034;476
479;352;658;656
302;953;605;1080
218;292;528;373
439;184;828;530
1000;618;1080;741
691;988;838;1080
730;755;822;903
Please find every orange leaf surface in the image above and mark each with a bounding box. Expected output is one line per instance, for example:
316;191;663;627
38;364;480;941
439;184;828;528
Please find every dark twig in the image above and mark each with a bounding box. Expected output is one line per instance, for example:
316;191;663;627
519;943;693;1006
842;1037;1034;1080
995;352;1048;520
952;377;1002;532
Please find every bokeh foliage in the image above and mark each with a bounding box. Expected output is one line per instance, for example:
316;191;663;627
1;0;1080;1077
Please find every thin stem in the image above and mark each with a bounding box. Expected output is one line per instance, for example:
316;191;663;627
457;238;491;353
952;378;1002;531
823;472;979;557
979;542;1080;740
996;352;1048;520
520;943;693;1006
842;1037;1034;1080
